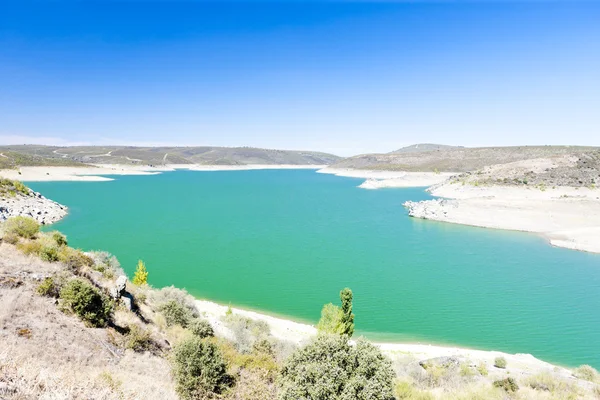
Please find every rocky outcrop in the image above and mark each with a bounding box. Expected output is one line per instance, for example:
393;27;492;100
403;199;458;220
0;189;67;224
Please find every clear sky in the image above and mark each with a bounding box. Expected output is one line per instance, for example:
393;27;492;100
1;1;599;156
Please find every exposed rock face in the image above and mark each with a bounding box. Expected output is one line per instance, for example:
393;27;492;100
403;199;457;220
0;189;67;224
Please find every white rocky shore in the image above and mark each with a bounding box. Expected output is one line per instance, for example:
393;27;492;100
0;189;67;224
317;167;455;188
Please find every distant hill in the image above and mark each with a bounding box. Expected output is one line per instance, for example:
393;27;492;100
330;145;600;172
390;143;464;154
0;145;341;167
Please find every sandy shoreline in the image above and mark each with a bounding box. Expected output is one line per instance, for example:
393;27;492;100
317;167;455;188
0;164;327;182
406;183;600;253
194;298;574;376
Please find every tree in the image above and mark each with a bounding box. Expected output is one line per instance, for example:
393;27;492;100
278;334;395;400
339;288;354;337
316;288;355;337
317;303;344;334
132;259;148;285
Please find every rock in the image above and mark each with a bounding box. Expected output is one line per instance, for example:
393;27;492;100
0;188;67;224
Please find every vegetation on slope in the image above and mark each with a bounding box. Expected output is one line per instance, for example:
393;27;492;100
0;145;341;167
2;214;600;399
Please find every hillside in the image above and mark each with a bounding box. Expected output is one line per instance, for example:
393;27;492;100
330;145;600;172
390;143;464;154
0;145;341;167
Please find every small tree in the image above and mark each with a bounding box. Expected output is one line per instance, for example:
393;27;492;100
316;288;355;337
132;259;148;285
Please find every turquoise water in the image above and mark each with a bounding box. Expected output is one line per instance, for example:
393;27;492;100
29;170;600;368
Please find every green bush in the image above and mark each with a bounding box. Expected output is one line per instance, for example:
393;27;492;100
278;334;395;400
4;216;39;239
36;277;60;298
573;365;598;382
171;336;233;399
159;300;194;327
59;279;114;327
189;318;214;339
58;247;94;272
51;231;68;247
493;377;519;393
494;357;507;369
40;246;59;262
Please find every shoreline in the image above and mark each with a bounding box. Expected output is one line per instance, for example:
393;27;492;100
194;297;576;375
317;167;456;189
0;164;327;182
405;183;600;254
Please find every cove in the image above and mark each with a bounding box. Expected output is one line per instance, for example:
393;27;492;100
28;169;600;368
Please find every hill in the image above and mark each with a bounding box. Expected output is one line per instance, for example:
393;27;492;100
0;145;341;167
390;143;464;154
330;145;600;172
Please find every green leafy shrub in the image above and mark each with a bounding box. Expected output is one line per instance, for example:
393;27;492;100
278;334;395;400
4;216;39;239
573;365;598;382
171;336;233;399
36;277;60;298
493;377;519;393
189;318;214;339
51;231;68;247
223;314;271;354
494;357;507;369
59;279;114;327
40;246;59;262
88;251;124;278
159;300;194;327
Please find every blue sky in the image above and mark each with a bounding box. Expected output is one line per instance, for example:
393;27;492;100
1;1;599;156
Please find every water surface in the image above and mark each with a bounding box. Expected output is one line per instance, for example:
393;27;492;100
29;170;600;367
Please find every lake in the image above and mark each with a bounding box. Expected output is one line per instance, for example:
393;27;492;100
29;169;600;368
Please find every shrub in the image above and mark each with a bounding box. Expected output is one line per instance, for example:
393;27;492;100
476;362;488;376
493;357;507;369
16;240;42;256
88;251;124;277
159;300;194;327
339;288;354;337
58;247;94;272
223;314;271;354
40;246;59;262
493;377;518;393
51;231;68;247
132;259;148;285
573;365;598;382
59;279;114;327
171;336;233;399
124;324;155;353
37;277;60;298
278;334;395;400
2;232;19;245
4;216;39;239
189;318;214;339
151;286;199;318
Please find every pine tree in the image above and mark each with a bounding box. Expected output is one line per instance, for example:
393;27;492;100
132;260;148;285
